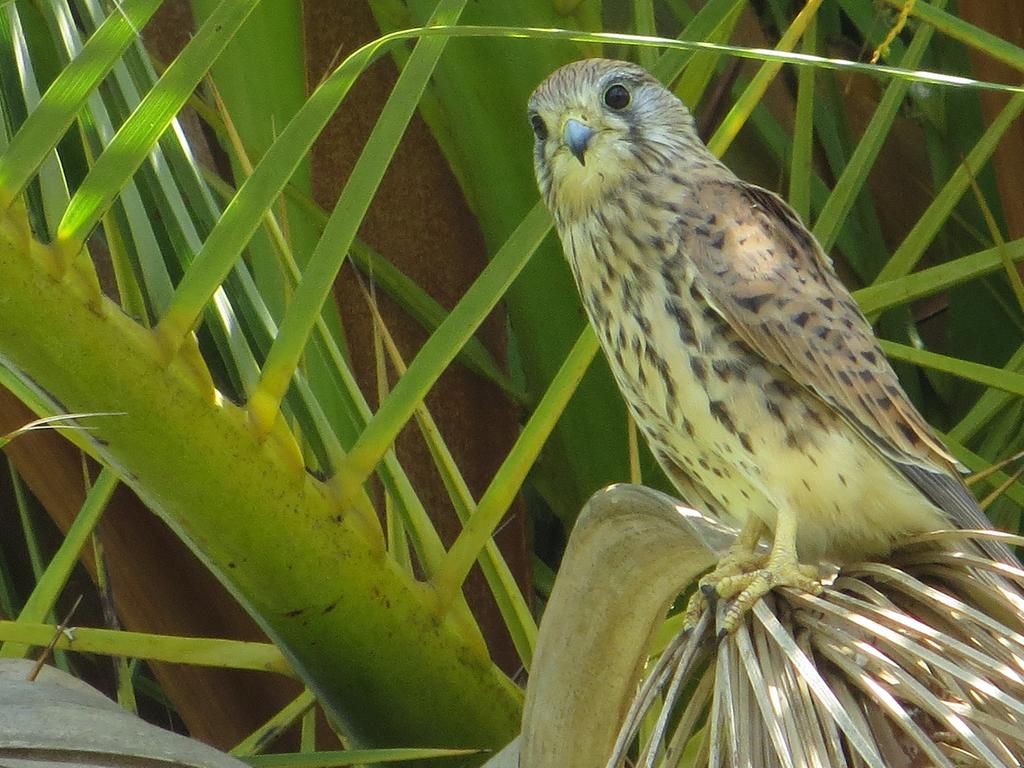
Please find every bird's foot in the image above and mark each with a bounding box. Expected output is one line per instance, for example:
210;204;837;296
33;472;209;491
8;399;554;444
717;558;821;636
683;553;821;636
682;538;767;631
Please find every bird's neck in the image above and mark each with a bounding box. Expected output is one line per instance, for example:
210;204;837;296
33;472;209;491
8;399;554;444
550;142;726;224
553;149;731;303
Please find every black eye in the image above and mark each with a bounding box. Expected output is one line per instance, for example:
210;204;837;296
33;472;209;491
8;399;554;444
603;83;630;110
530;113;548;141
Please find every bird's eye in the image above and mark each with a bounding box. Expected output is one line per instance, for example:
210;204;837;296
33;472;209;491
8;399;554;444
603;83;631;111
529;113;548;141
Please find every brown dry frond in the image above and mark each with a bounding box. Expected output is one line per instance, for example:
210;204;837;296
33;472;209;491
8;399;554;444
613;538;1024;768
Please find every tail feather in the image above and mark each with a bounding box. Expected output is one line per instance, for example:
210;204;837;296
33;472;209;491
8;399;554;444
898;462;1019;567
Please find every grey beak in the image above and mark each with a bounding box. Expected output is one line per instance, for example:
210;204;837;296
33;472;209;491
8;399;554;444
564;118;594;166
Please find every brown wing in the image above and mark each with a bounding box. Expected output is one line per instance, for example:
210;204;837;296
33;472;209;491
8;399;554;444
686;179;950;469
684;179;1017;564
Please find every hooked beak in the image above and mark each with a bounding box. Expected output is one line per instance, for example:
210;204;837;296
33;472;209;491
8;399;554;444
563;118;594;166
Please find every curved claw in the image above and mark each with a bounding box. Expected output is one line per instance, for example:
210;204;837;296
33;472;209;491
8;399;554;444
683;517;768;632
716;562;822;634
681;511;822;636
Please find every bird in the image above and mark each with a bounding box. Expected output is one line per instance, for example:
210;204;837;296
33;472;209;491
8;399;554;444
528;58;1019;632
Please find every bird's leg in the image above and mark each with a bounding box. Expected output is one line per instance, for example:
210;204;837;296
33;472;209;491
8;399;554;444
713;505;822;635
711;515;769;577
682;515;768;630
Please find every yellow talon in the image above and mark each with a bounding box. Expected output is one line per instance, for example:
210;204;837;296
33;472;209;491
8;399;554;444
683;509;823;636
715;560;822;634
683;516;767;631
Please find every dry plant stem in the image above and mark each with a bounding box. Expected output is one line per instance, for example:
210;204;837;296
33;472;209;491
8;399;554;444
488;501;1024;768
26;595;82;682
520;484;731;768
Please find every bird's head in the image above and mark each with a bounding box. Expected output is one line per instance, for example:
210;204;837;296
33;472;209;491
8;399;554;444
528;58;701;218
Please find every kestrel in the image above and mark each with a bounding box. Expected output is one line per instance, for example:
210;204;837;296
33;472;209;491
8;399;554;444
528;58;1018;631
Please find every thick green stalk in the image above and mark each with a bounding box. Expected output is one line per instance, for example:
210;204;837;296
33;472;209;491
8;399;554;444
0;204;520;753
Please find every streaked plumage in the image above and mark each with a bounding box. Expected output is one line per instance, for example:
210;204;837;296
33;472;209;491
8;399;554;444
528;59;1017;618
